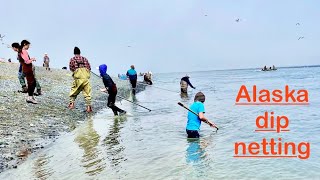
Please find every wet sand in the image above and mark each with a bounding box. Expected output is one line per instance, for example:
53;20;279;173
0;62;141;173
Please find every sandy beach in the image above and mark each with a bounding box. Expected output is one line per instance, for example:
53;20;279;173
0;62;141;172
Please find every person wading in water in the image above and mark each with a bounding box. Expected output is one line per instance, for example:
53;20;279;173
185;92;216;138
99;64;126;116
180;75;196;93
126;65;138;94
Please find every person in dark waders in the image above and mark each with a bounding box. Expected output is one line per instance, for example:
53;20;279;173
12;41;38;104
99;64;126;116
180;75;196;94
126;65;137;95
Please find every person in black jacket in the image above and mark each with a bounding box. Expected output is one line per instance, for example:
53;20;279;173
180;75;196;93
99;64;126;116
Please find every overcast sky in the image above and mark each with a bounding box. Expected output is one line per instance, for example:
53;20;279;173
1;0;320;75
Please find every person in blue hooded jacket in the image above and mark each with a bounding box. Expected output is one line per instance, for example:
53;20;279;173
99;64;126;116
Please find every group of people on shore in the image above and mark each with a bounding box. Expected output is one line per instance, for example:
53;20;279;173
10;42;216;138
11;40;41;104
11;43;128;115
11;41;51;103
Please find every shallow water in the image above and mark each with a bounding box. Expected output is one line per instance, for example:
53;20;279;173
1;67;320;179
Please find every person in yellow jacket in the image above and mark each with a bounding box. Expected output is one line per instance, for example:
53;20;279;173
68;47;92;112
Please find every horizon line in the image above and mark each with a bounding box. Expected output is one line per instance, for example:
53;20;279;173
155;64;320;74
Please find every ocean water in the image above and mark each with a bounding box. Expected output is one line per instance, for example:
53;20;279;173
1;67;319;180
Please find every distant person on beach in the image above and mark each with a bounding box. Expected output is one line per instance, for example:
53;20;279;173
99;64;126;116
12;40;38;104
186;92;216;138
43;53;50;71
68;47;92;112
180;75;195;93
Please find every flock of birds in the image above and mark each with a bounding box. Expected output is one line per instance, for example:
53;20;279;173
295;23;305;40
0;34;11;48
234;18;305;40
205;15;305;41
0;19;306;50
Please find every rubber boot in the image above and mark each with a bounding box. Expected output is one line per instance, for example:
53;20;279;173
26;96;38;104
68;102;75;109
37;89;42;95
119;110;126;116
22;86;28;93
113;110;118;116
86;106;93;113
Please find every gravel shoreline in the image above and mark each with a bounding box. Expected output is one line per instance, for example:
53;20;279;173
0;62;143;173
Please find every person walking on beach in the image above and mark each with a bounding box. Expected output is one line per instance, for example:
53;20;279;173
186;92;215;138
180;75;195;93
43;53;50;71
17;62;42;95
12;40;38;103
126;65;137;89
99;64;126;116
23;41;42;95
17;62;28;93
68;47;92;112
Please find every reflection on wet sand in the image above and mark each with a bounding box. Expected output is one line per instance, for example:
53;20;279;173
74;117;106;176
103;116;127;169
32;154;54;180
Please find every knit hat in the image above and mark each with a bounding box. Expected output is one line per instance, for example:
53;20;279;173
194;92;205;103
74;47;81;54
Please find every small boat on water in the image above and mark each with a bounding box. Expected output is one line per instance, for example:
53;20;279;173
261;65;277;71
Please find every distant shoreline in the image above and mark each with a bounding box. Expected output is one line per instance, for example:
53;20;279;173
156;64;320;75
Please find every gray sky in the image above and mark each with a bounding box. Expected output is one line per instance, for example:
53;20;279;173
1;0;320;75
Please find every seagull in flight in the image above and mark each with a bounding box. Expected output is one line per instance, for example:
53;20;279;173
235;18;241;22
296;23;300;25
127;45;131;47
0;34;5;41
298;36;304;40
